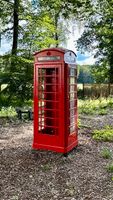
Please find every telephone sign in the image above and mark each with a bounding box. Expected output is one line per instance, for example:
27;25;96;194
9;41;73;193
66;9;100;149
64;51;76;64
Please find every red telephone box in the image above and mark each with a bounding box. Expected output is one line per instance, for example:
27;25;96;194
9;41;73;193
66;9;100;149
33;48;78;154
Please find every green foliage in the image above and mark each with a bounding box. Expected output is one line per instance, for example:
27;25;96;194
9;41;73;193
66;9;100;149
101;148;112;159
0;107;16;117
78;98;113;115
24;100;33;107
98;109;107;115
41;163;51;171
77;0;113;83
93;126;113;142
0;0;76;107
78;65;94;84
39;0;91;19
1;0;107;107
91;64;109;84
106;163;113;173
78;118;81;128
0;55;33;106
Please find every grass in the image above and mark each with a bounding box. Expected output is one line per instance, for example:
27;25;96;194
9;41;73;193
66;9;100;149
41;164;51;171
100;148;112;159
78;119;81;128
0;97;113;119
78;98;113;115
93;126;113;142
0;99;33;118
0;107;17;117
106;163;113;173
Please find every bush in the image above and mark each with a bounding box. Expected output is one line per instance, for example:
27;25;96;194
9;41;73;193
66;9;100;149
0;107;16;117
93;126;113;142
78;98;113;115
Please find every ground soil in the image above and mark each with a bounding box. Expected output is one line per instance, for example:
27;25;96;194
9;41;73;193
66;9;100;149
0;114;113;200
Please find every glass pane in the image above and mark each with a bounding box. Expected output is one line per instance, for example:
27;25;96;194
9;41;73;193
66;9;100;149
70;68;75;76
70;100;75;109
70;93;75;100
69;67;77;134
70;77;75;84
38;67;59;135
70;109;75;116
70;85;75;92
70;117;75;124
70;125;75;133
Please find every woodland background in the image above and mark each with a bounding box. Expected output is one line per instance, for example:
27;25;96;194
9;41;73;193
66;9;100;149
0;0;113;107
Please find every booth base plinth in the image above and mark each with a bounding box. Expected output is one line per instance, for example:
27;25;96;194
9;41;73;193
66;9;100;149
32;140;78;154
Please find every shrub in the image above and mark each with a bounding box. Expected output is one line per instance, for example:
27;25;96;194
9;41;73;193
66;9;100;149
78;98;113;115
0;107;16;117
98;109;107;115
93;126;113;142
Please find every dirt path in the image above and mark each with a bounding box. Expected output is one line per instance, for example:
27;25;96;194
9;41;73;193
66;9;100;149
0;116;113;200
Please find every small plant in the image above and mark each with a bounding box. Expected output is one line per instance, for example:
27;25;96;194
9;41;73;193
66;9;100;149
78;98;113;115
0;107;16;117
78;119;81;128
92;126;113;142
41;164;51;171
101;148;112;159
106;163;113;173
98;109;107;115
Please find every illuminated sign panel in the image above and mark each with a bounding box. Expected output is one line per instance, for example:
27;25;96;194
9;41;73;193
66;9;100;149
38;56;61;61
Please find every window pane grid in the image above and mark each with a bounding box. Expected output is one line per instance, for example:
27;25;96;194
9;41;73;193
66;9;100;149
38;67;59;135
68;67;77;134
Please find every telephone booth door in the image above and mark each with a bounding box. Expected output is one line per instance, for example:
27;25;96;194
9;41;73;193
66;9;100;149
33;63;65;152
37;65;61;135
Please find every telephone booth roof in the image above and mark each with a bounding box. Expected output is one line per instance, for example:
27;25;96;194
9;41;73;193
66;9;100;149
34;47;77;56
34;48;77;64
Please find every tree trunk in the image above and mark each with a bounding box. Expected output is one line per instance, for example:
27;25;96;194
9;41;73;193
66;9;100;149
11;0;19;56
83;82;85;98
9;0;19;100
54;13;59;47
108;83;111;96
55;32;59;47
109;64;113;84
